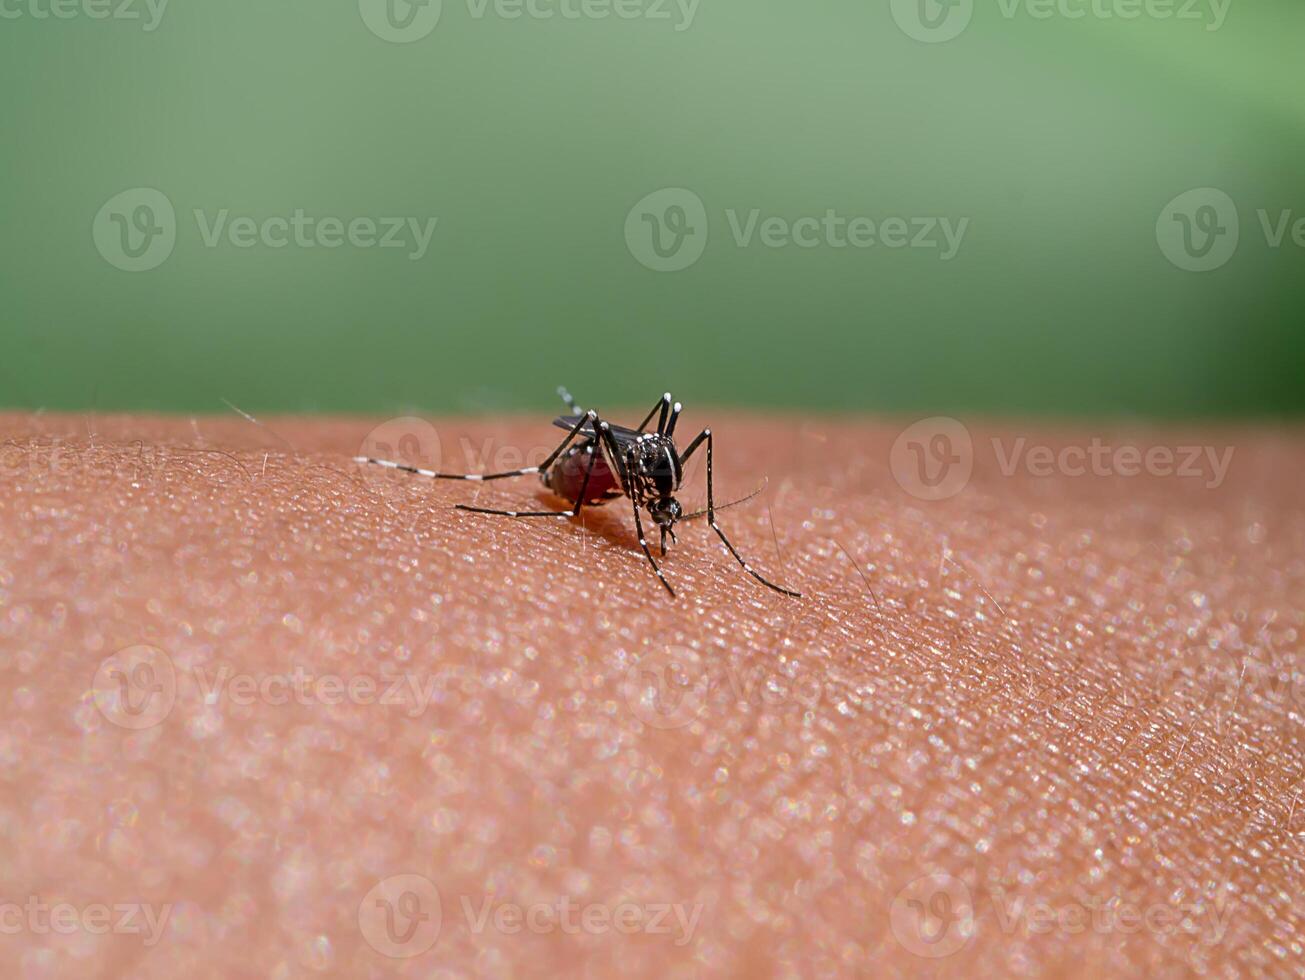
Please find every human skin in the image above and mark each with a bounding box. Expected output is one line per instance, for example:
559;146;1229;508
0;411;1301;978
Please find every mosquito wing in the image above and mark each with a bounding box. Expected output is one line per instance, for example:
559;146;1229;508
552;415;643;448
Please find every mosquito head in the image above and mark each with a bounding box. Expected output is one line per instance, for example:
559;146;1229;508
647;496;682;530
648;495;682;556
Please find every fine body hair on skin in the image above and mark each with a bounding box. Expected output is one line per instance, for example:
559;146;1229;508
0;412;1299;977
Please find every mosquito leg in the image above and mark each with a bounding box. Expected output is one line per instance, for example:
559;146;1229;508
592;417;633;493
457;440;601;520
592;419;675;598
680;428;801;598
665;399;682;438
678;427;707;465
354;412;595;483
558;386;583;414
636;392;673;433
628;479;674;598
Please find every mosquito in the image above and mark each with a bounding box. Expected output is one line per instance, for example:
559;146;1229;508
354;388;801;599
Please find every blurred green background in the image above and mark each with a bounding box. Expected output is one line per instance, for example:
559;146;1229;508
1;0;1301;417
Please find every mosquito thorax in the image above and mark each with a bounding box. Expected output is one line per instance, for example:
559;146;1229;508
630;433;680;492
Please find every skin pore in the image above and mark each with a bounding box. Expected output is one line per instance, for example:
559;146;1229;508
0;412;1301;977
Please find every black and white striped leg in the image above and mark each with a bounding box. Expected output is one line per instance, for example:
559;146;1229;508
594;419;675;598
678;428;801;598
665;399;682;438
636;392;674;434
631;494;673;597
558;386;583;415
456;433;601;521
354;411;596;484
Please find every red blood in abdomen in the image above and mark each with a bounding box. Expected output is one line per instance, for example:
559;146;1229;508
546;447;619;505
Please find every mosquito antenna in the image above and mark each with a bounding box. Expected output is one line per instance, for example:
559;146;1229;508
681;477;768;521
